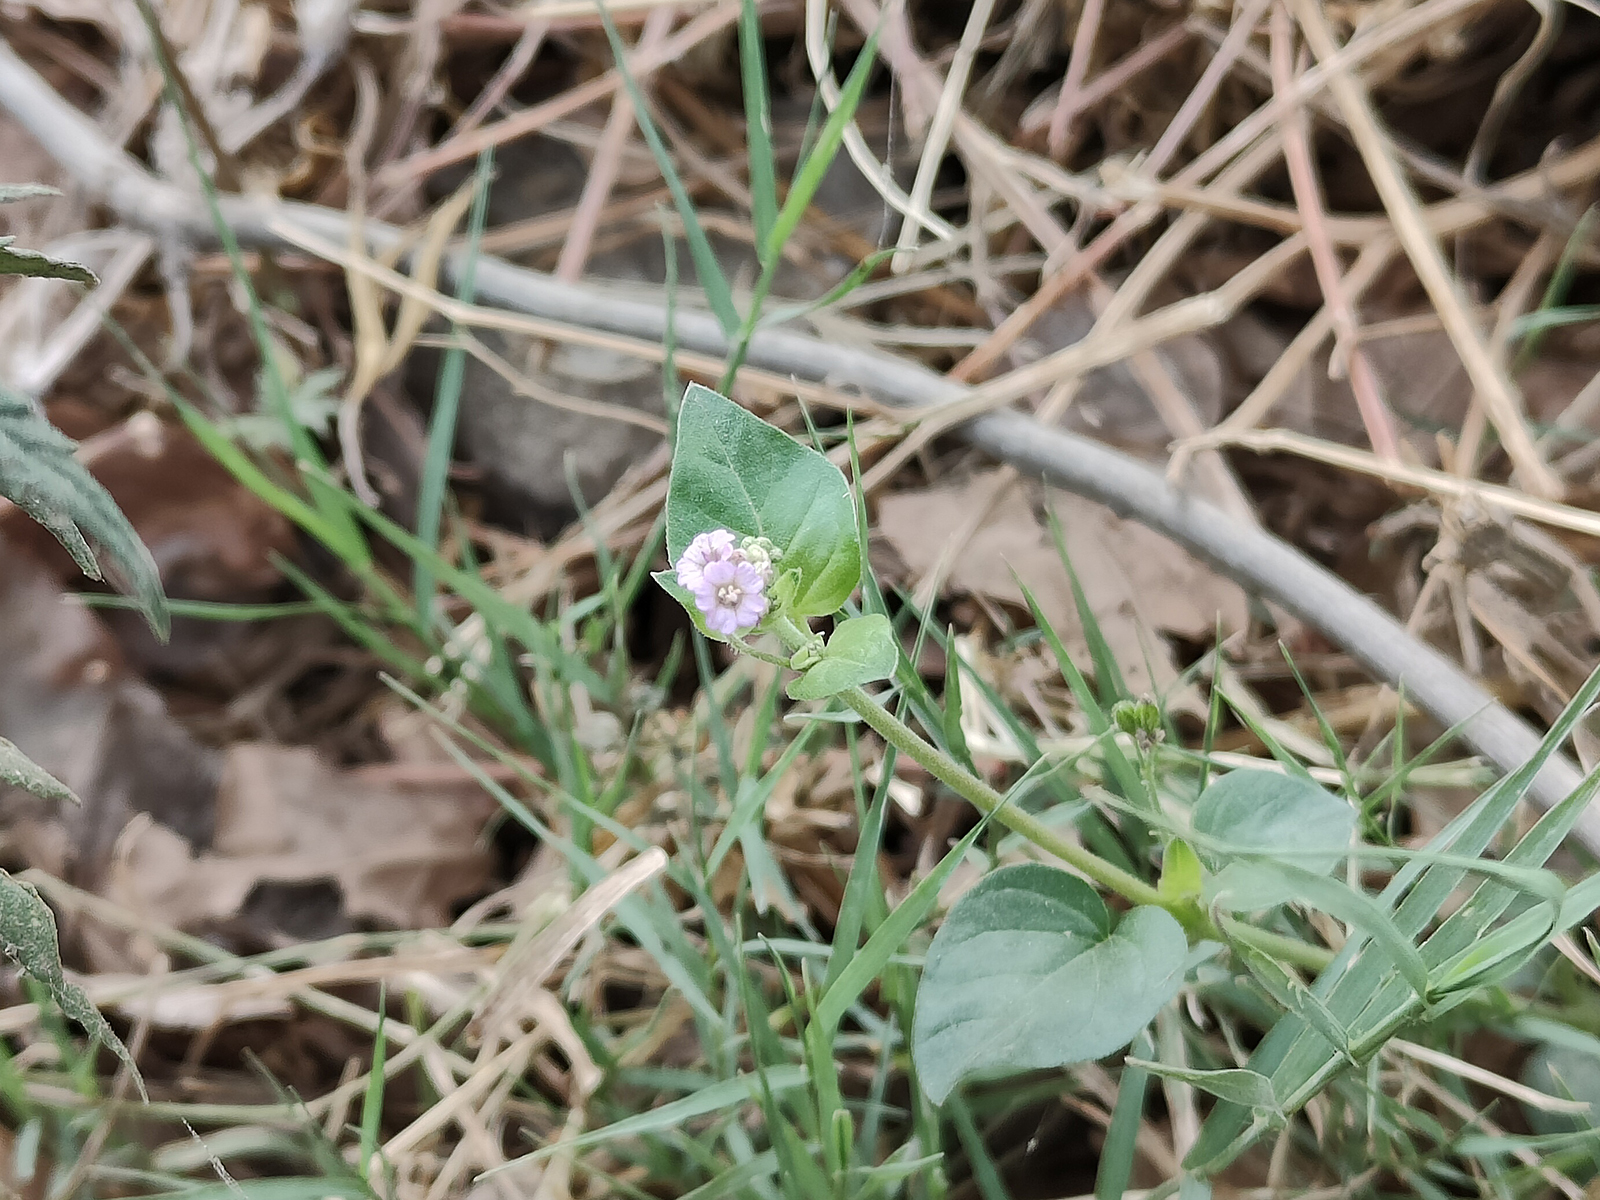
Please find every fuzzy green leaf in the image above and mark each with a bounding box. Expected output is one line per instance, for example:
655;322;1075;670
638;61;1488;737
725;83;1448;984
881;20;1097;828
787;614;896;700
912;864;1188;1103
665;384;859;617
0;387;167;637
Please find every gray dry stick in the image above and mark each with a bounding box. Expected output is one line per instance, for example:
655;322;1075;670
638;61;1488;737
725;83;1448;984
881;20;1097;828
0;37;1591;851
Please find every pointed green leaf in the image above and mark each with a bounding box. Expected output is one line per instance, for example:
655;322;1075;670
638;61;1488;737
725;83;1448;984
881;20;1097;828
1125;1059;1280;1112
665;384;859;616
0;242;96;285
0;872;138;1079
0;740;78;805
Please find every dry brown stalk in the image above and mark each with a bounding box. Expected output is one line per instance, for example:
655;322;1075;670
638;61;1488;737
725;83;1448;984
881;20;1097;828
952;0;1496;384
452;19;552;139
893;0;999;271
1207;238;1398;441
1045;0;1105;160
1025;22;1191;139
1269;1;1399;462
1285;0;1561;498
556;5;676;281
1454;230;1561;477
378;1;740;190
1144;0;1274;178
1192;428;1600;541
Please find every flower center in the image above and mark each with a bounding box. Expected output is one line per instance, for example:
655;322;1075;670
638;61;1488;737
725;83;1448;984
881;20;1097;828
715;582;743;607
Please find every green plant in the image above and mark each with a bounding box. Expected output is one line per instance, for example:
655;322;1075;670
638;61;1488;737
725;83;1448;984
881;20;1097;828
655;380;1600;1193
596;0;888;391
0;186;169;1076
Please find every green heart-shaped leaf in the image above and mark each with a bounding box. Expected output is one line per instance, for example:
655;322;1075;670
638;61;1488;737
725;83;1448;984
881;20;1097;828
913;863;1188;1103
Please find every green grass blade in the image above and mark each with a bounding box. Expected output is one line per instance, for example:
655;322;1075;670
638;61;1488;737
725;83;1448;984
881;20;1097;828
76;595;322;621
1190;662;1600;1170
357;988;387;1184
823;757;894;994
415;147;495;616
738;0;778;248
757;249;893;329
1514;202;1598;369
1017;580;1145;808
595;2;740;335
721;31;879;385
762;32;876;269
128;0;366;564
507;1068;809;1166
812;802;996;1040
1279;645;1353;793
950;1094;1012;1200
943;634;977;774
1096;1034;1154;1200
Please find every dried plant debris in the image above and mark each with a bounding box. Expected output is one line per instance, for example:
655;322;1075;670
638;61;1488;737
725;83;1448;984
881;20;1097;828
2;0;1600;1194
103;743;500;958
876;471;1247;703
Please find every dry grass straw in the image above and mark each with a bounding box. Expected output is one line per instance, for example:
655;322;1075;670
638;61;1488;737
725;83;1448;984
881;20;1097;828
7;0;1600;1190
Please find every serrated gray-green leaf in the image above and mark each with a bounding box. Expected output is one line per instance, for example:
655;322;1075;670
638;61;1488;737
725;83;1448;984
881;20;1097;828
0;872;139;1081
0;739;78;804
0;387;167;636
0;243;96;285
0;184;59;204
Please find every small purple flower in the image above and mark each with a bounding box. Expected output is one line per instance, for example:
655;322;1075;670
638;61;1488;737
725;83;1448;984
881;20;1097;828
675;528;737;592
692;557;769;635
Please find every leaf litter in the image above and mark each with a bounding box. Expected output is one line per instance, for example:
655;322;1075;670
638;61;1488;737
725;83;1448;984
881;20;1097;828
0;0;1597;1194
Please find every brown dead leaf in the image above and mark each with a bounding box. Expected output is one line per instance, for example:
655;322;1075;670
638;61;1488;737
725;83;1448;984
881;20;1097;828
103;743;500;962
0;543;218;878
875;472;1248;706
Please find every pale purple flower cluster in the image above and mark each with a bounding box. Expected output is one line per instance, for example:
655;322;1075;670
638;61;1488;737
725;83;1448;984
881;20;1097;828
675;529;776;636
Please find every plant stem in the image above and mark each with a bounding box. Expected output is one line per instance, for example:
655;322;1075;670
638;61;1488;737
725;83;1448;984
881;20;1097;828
838;681;1169;907
774;616;1336;973
1220;916;1334;972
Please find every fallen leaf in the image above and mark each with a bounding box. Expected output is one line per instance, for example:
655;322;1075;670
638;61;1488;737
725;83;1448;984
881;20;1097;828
105;743;501;955
0;543;218;879
875;473;1248;706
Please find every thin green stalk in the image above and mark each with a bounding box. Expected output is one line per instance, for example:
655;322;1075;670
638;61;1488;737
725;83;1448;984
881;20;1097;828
771;610;1157;906
772;617;1336;974
1220;916;1335;973
838;680;1163;908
